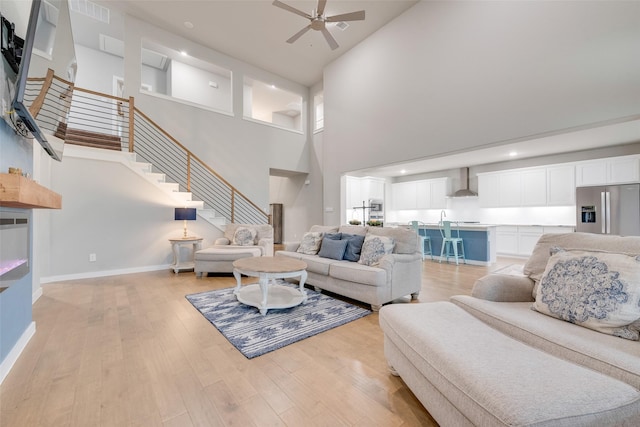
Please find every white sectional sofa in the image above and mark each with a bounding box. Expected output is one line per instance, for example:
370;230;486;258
275;225;422;311
380;233;640;426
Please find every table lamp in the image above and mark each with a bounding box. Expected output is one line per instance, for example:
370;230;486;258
174;207;197;238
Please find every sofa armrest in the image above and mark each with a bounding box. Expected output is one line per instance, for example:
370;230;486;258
471;274;535;302
258;237;274;257
281;241;300;252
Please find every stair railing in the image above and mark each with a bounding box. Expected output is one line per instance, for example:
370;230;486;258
25;70;269;224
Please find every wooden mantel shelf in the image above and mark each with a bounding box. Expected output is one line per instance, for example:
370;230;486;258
0;173;62;209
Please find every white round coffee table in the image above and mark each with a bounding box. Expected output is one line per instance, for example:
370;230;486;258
232;256;308;315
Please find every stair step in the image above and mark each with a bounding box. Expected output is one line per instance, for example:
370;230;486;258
158;182;180;192
145;172;165;182
171;191;193;202
130;162;152;172
64;127;122;151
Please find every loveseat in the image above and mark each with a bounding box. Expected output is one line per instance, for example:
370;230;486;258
275;224;422;311
194;223;273;276
380;232;640;426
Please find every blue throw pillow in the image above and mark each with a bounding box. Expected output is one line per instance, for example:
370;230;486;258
341;233;366;262
318;238;348;260
324;232;342;240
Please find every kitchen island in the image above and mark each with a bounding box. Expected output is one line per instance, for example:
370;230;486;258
413;223;497;266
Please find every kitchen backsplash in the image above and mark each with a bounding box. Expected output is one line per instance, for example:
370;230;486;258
387;196;576;226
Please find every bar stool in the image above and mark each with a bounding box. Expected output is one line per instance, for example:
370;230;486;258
439;220;465;265
410;221;433;260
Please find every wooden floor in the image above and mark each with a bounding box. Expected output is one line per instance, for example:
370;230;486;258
0;256;525;426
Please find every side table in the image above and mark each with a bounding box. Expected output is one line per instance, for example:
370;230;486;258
169;237;203;273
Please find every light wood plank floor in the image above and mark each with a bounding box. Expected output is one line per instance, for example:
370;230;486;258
0;256;525;426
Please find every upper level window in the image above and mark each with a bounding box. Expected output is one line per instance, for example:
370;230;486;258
141;40;232;114
243;77;303;132
314;92;324;131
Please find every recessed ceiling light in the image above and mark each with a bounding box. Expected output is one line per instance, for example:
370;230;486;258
400;169;407;174
509;151;518;157
184;21;194;29
270;84;276;89
180;50;188;56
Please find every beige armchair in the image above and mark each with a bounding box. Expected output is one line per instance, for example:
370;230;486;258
194;223;273;277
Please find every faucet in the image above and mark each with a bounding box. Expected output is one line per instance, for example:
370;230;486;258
440;210;447;224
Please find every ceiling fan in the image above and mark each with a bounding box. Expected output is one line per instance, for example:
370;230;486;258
273;0;365;50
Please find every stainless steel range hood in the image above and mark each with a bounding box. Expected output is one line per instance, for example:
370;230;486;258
452;167;478;197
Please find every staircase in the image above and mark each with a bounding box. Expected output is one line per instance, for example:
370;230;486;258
56;123;122;151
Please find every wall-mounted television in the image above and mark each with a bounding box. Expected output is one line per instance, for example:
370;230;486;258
1;0;76;162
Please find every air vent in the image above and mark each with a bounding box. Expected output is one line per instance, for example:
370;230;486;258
69;0;110;24
335;21;349;31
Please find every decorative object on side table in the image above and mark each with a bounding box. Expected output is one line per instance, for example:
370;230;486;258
174;207;196;238
349;219;361;225
366;219;383;227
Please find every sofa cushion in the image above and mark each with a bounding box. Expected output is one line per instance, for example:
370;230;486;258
224;223;273;242
358;234;395;266
318;238;348;260
330;261;386;287
297;232;324;255
233;226;257;246
380;302;640;426
309;225;339;234
338;225;368;236
341;233;366;262
367;226;418;254
379;302;640;426
532;249;640;340
195;246;262;261
451;295;640;389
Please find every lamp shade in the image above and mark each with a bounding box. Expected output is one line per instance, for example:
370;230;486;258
174;207;197;221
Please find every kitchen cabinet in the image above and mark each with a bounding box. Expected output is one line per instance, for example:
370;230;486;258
347;176;385;209
547;165;575;205
496;225;575;256
392;178;448;210
575;155;640;187
480;165;576;208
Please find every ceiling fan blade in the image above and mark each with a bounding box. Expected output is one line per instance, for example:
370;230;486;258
316;0;327;16
273;0;311;20
321;27;339;50
326;10;365;22
287;25;312;44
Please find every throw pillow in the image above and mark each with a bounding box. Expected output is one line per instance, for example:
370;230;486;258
358;234;395;266
318;238;348;260
324;232;342;241
233;227;257;246
296;232;324;255
215;237;230;245
341;233;366;262
532;249;640;340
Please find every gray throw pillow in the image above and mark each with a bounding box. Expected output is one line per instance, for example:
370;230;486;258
324;232;342;240
341;233;365;262
318;238;348;260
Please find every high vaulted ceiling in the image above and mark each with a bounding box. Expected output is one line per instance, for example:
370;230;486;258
88;0;418;87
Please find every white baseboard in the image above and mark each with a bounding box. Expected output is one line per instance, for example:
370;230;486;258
40;264;171;284
0;321;36;385
32;287;43;304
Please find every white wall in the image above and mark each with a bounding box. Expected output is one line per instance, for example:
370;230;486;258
169;61;231;112
46;151;221;278
122;15;312;212
323;0;640;225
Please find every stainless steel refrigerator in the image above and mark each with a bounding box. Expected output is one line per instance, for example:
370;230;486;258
576;184;640;236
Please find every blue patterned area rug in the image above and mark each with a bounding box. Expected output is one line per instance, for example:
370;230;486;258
186;285;372;359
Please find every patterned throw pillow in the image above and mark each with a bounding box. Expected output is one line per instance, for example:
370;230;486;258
358;234;395;266
296;232;324;255
233;227;257;246
532;249;640;340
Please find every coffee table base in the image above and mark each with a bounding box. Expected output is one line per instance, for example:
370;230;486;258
235;283;306;315
233;266;308;315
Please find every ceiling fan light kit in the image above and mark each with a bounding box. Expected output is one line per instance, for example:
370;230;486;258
273;0;365;50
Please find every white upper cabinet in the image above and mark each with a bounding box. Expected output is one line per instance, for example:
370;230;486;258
391;178;448;210
547;165;575;206
499;171;523;207
521;169;547;206
575;155;640;187
478;173;499;208
347;176;386;210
